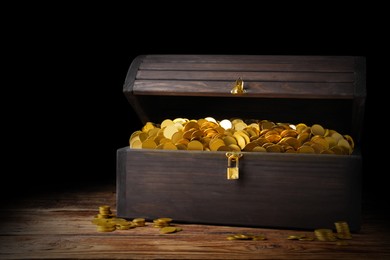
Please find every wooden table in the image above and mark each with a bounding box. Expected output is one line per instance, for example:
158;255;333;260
0;183;389;259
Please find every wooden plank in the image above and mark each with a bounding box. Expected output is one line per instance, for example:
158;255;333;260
136;70;355;83
132;80;355;98
139;62;355;72
142;55;356;66
0;184;389;259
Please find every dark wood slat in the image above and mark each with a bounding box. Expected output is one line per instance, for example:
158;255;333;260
140;62;355;72
142;55;356;66
117;149;362;232
0;183;388;259
136;70;355;83
133;80;355;98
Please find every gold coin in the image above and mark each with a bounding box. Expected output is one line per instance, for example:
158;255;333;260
163;142;178;150
228;144;241;151
156;217;173;223
129;130;142;143
325;136;337;148
173;118;188;124
91;218;111;225
97;226;116;232
245;127;259;139
330;145;344;155
142;122;155;133
161;119;174;128
160;226;178;234
280;129;298;138
147;127;160;138
130;139;142;149
314;229;337;241
265;133;282;143
297;146;315;154
205;117;217;123
187;140;204;150
331;132;344;142
182;129;196;140
233;133;246;150
142;139;157;149
183;121;200;132
279;137;299;150
343;135;355;149
260;120;275;130
170;131;183;144
266;144;283;153
287;235;300;240
243;141;259;152
191;130;203;140
163;124;179;139
233;234;252;240
223;136;237;146
217;145;233;151
310;142;325;154
297;132;310;144
234;122;248;131
226;235;237;240
311;135;329;150
311;124;325;136
231;118;244;125
220;119;232;130
132;218;145;223
295;123;307;133
334;221;352;240
252;146;267;152
209;138;225;151
252;235;267;241
235;130;250;144
175;143;187;150
338;139;352;154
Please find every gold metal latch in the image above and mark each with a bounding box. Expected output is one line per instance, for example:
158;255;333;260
231;77;246;94
226;152;243;180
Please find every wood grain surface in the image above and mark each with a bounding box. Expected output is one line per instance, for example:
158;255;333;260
0;184;389;259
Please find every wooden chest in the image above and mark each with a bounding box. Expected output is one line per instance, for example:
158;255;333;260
117;55;366;232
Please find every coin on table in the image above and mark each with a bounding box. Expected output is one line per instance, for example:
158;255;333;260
160;226;179;234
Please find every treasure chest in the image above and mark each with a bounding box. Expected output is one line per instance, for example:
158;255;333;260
116;55;366;232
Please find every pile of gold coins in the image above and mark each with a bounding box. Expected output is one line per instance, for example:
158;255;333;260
91;206;181;234
226;221;352;245
91;205;139;232
129;117;354;155
287;221;352;245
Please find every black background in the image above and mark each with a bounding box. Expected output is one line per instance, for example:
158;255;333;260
3;9;381;209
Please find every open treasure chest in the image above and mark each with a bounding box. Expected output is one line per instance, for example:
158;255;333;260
116;55;366;232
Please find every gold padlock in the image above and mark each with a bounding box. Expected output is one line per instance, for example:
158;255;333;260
226;152;243;180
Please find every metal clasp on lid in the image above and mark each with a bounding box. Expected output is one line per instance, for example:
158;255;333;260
226;152;243;180
231;77;246;94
